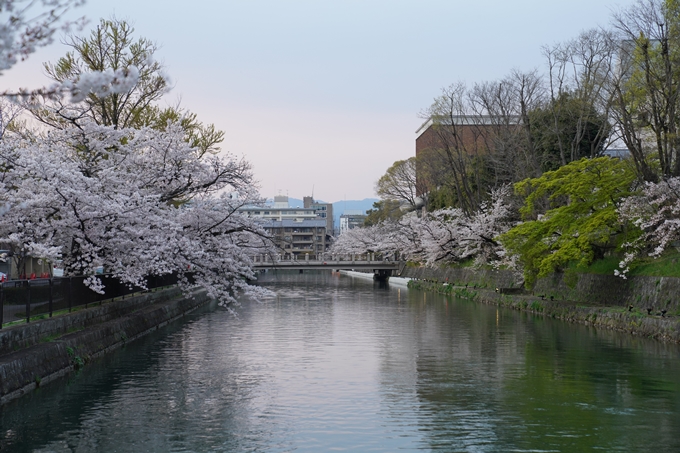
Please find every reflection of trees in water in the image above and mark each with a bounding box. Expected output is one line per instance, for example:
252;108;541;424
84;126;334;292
0;303;279;452
501;319;680;451
402;290;524;451
401;289;680;451
254;271;340;356
3;275;680;452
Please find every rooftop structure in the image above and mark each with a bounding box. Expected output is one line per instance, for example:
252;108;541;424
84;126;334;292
273;195;290;209
240;195;317;222
415;114;521;139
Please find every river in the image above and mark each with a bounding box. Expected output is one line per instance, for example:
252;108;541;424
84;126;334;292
1;271;680;452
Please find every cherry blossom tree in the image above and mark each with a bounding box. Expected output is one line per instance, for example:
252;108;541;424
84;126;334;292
3;14;148;108
0;97;22;138
329;223;390;256
0;0;85;74
415;185;515;267
0;9;276;306
0;120;274;304
330;185;515;268
617;177;680;276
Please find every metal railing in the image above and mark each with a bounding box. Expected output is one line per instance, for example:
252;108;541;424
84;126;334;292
0;273;179;328
251;252;399;263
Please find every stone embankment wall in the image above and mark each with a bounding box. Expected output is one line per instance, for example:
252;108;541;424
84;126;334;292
0;288;213;405
405;271;680;344
400;267;680;313
400;267;521;290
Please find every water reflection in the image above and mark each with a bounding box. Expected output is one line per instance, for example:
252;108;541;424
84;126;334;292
0;271;679;452
404;288;680;452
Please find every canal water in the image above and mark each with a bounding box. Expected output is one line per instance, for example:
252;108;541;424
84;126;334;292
1;271;680;452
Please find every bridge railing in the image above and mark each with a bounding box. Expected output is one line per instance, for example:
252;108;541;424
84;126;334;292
250;252;399;264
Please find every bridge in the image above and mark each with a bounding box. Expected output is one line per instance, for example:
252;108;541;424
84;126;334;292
251;254;402;280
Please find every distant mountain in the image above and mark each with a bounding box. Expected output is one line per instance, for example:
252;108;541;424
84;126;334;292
286;197;305;208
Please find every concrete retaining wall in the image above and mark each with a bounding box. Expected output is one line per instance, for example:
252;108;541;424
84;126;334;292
0;288;185;356
0;288;213;405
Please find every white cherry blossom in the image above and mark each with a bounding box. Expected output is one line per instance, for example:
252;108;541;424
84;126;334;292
0;120;274;305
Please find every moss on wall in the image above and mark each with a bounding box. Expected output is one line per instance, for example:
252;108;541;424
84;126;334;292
407;276;680;344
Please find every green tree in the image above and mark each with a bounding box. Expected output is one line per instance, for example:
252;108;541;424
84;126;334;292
425;186;457;211
136;105;225;158
41;17;168;129
499;157;638;288
610;0;680;181
375;157;425;210
529;92;611;172
541;29;618;172
364;200;403;226
35;18;225;158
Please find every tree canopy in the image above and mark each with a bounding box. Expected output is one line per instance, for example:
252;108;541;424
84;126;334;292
364;200;404;226
40;17;169;129
0;0;85;74
611;0;680;181
0;118;271;304
0;17;273;306
529;92;611;172
499;157;637;287
375;157;424;210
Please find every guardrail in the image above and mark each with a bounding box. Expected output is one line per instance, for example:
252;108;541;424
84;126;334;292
0;273;178;329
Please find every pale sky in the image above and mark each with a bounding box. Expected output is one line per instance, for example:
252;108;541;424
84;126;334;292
2;0;636;202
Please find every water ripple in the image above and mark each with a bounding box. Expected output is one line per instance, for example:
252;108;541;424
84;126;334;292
2;271;680;452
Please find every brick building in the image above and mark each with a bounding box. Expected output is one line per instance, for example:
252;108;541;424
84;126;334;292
415;115;521;198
